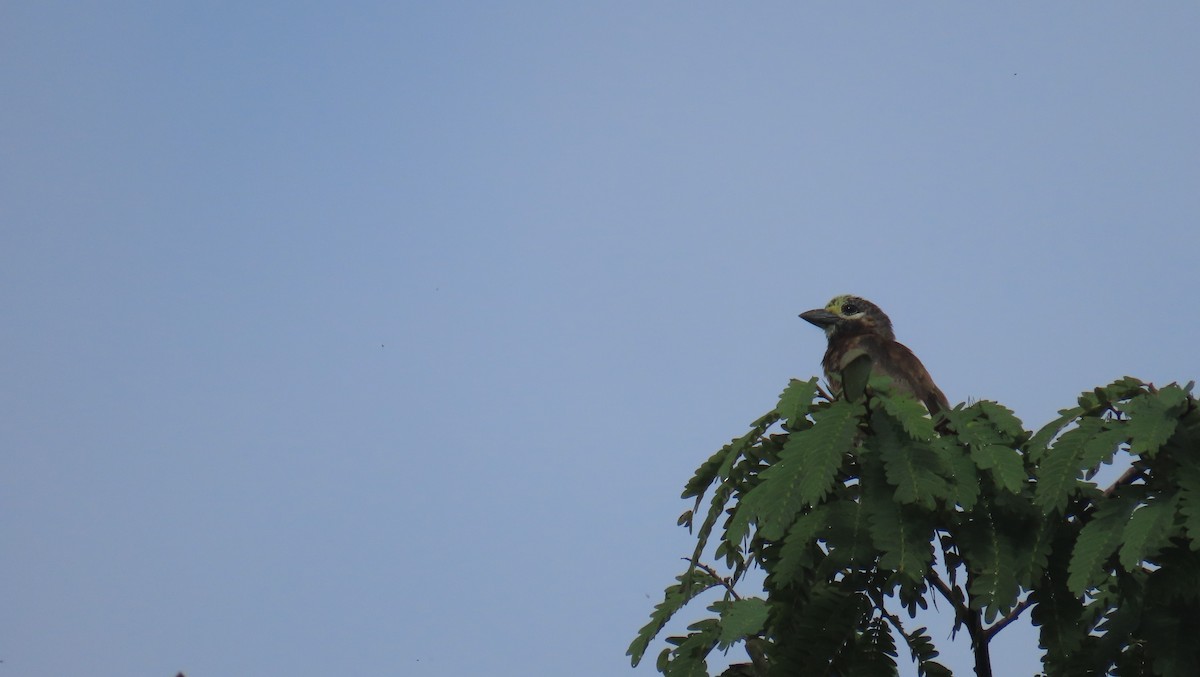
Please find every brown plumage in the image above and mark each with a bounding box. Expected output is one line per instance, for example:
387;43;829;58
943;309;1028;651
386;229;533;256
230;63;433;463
799;295;949;415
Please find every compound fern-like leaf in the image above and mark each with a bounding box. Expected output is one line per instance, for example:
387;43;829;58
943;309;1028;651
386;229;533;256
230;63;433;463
970;444;1026;494
776;377;820;429
1121;386;1188;457
1179;465;1200;551
1119;492;1181;569
1068;494;1138;595
629;570;721;666
977;400;1026;442
713;597;769;650
876;390;936;441
865;494;934;586
769;505;829;588
729;400;861;542
1034;418;1103;515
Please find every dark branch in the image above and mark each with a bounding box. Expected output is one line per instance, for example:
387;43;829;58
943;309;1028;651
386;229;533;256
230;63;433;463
985;596;1033;640
1103;465;1144;497
961;571;993;677
924;571;967;616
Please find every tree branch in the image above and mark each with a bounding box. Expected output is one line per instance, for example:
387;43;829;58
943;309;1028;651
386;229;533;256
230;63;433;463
928;566;995;676
1103;465;1144;497
866;587;907;632
962;572;993;677
985;596;1033;640
968;606;993;677
924;571;967;617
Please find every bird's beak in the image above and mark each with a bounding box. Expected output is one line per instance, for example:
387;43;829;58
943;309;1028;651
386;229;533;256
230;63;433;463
799;308;839;328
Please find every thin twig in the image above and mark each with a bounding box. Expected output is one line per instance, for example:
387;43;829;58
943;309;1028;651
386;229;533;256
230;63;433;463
687;559;742;600
865;588;911;645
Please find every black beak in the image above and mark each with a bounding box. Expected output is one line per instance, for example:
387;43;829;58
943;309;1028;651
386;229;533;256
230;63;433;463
799;309;839;329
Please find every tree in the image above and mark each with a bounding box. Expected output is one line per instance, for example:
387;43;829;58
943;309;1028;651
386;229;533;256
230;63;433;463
628;375;1200;676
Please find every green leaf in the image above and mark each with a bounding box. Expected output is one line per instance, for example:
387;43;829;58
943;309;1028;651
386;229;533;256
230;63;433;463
903;626;953;677
1146;547;1200;605
952;407;1029;495
776;377;820;429
1012;517;1057;588
1074;376;1145;414
769;505;829;588
628;570;721;666
1119;492;1182;569
1034;418;1103;515
1098;376;1148;401
685;411;783;577
683;410;780;500
969;555;1020;624
934;436;980;510
681;445;729;502
956;415;1009;450
824;499;877;570
1121;386;1188;457
1143;610;1200;677
780;583;870;672
728;399;862;541
842;616;899;676
660;648;709;677
871;408;950;508
662;618;720;677
787;402;862;506
959;498;1021;622
977;400;1027;442
687;444;744;579
713;597;769;650
724;499;757;547
1079;426;1129;477
970;444;1026;494
876;390;936;441
1068;494;1139;595
1029;567;1089;667
1092;573;1148;669
1027;406;1085;462
1179;465;1200;551
864;491;934;586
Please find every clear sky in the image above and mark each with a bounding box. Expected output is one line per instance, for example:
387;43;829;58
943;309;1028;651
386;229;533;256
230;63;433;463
2;3;1198;676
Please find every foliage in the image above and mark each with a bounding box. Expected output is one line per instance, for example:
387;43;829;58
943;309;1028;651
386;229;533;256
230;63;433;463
629;376;1200;676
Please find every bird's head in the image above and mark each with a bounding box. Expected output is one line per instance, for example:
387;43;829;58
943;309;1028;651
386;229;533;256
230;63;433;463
799;295;895;341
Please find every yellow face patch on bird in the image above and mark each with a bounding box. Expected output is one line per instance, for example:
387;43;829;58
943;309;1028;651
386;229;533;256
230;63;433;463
800;295;895;340
826;295;866;318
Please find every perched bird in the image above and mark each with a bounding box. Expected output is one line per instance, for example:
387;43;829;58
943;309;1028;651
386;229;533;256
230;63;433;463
799;295;949;415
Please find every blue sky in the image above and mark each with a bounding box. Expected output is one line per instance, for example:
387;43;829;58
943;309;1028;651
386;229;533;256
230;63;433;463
2;3;1198;676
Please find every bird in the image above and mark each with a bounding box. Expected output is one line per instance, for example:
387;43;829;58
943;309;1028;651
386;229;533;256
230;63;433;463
799;295;949;415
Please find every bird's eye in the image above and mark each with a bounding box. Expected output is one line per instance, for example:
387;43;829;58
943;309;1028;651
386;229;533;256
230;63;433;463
842;303;859;315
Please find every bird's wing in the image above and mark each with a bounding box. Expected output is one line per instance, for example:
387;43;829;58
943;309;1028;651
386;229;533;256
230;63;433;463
877;340;950;415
